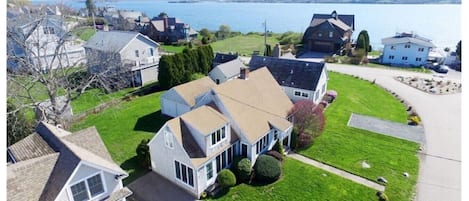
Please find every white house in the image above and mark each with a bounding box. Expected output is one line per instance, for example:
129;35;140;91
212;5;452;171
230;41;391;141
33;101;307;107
84;31;160;87
381;32;436;66
149;67;293;198
248;56;328;104
160;76;216;117
7;122;132;201
7;16;86;71
208;58;246;84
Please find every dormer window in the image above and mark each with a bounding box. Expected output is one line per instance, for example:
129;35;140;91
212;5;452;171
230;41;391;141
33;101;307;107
211;126;226;146
70;173;105;201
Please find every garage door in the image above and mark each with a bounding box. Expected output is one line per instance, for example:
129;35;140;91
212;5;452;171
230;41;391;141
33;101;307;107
312;41;334;53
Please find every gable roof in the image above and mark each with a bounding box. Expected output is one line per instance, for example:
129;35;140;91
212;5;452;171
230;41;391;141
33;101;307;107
382;33;436;48
167;76;216;107
84;31;159;53
248;56;326;91
213;53;238;64
310;10;354;30
210;58;246;79
7;122;127;201
181;106;230;135
213;67;293;143
8;133;55;162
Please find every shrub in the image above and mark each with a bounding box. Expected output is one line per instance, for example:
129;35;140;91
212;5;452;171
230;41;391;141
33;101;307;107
233;158;252;182
376;191;389;201
217;169;236;188
324;56;338;63
272;140;284;156
290;128;299;150
267;150;283;161
409;115;421;125
298;132;312;148
136;139;151;169
254;155;282;183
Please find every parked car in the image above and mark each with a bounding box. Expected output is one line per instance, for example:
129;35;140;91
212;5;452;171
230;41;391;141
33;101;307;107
432;65;449;74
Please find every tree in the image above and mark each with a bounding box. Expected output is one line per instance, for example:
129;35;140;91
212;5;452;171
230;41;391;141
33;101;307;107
7;15;128;128
288;100;325;146
456;40;461;60
136;139;151;169
158;12;168;18
7;101;34;146
217;24;231;40
356;30;370;52
199;28;211;37
85;0;96;17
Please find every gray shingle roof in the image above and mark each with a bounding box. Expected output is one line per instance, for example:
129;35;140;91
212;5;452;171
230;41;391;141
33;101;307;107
248;56;325;91
213;53;238;65
211;59;245;79
84;31;140;52
382;33;436;48
311;11;355;30
8;133;55;162
7;122;128;201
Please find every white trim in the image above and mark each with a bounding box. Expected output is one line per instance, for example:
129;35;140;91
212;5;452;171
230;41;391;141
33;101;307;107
67;170;107;201
209;125;227;148
55;162;83;201
174;160;196;189
80;160;127;178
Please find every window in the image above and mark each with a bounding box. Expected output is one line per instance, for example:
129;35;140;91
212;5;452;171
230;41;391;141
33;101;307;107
256;134;270;154
71;181;89;201
322;83;326;94
274;130;278;140
43;27;55;34
135;50;139;57
390;46;395;50
418;47;424;52
405;44;411;48
329;31;333;38
222;151;227;168
241;144;248;157
164;131;173;149
402;56;408;61
70;174;104;201
301;92;308;97
175;161;194;187
389;55;395;60
206;163;213;179
211;126;227;146
150;48;154;56
294;91;301;97
216;155;221;172
227;147;233;165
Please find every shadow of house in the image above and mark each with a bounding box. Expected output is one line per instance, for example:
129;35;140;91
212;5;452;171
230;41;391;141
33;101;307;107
133;110;171;133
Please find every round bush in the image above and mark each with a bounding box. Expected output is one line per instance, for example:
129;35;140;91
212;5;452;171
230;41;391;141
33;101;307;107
254;155;282;183
266;150;283;161
217;169;236;188
235;158;252;182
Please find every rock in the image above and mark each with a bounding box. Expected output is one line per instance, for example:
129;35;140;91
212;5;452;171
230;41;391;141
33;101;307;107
403;172;410;178
362;161;371;169
377;177;388;184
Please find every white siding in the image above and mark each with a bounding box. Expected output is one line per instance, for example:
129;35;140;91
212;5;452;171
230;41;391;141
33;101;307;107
139;66;158;85
149;125;198;197
120;35;159;66
382;43;430;66
161;90;191;117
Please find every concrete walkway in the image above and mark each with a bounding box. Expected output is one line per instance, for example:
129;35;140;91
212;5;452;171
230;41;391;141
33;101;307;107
287;153;385;192
348;113;425;144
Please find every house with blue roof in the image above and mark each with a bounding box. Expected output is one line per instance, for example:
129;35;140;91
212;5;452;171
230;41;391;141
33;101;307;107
381;32;436;67
84;30;160;88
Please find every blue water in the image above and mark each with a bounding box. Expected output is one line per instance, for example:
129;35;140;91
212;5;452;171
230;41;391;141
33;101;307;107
31;0;461;50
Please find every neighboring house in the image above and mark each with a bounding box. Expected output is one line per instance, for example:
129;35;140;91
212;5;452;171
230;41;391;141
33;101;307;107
7;15;86;71
212;53;238;67
161;77;216;117
84;30;160;87
249;56;328;104
7;122;132;201
302;10;354;54
444;51;458;65
145;16;198;44
149;67;293;198
381;32;436;66
209;56;246;84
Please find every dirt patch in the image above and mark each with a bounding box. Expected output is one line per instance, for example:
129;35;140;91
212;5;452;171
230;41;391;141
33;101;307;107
395;76;461;95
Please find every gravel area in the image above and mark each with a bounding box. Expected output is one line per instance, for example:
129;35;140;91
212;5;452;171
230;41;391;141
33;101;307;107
348;113;425;144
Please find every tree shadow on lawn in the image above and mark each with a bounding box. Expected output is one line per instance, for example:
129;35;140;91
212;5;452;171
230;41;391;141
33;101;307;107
133;110;171;133
121;156;150;186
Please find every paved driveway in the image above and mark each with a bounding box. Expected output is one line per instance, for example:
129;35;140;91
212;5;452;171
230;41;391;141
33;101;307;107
127;172;196;201
326;64;461;201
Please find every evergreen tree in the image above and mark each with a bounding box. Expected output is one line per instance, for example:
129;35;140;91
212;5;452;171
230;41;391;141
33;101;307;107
456;40;461;60
85;0;96;17
7;101;34;146
356;30;370;52
158;55;172;89
264;44;272;56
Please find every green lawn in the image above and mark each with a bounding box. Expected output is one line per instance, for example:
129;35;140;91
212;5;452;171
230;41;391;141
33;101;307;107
364;62;431;73
72;27;96;41
71;91;170;185
210;158;377;201
298;72;420;201
160;45;186;53
71;88;135;114
211;34;279;56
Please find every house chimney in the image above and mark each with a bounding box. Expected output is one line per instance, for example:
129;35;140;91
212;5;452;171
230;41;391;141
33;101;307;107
273;43;281;58
163;16;168;30
239;68;249;80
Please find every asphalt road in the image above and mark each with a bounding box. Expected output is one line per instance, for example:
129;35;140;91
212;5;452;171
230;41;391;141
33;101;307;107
324;64;462;201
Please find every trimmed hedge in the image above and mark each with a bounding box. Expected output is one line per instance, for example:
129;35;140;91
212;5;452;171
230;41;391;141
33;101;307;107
254;155;282;183
233;158;252;182
217;169;236;188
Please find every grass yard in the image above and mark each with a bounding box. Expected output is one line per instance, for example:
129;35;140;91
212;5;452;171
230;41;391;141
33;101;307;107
210;158;377;201
211;34;279;56
160;45;186;53
298;72;420;200
71;88;135;114
72;27;96;41
71;91;170;185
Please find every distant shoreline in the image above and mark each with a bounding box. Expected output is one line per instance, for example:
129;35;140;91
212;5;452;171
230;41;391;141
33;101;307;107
86;0;461;4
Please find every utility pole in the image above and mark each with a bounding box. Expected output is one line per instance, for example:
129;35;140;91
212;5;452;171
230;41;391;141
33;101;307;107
263;19;267;55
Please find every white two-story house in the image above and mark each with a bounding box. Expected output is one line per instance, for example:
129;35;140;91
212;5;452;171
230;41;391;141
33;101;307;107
381;32;436;67
84;31;160;87
149;67;293;198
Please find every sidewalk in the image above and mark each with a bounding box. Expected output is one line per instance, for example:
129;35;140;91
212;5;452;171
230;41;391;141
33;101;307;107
287;153;385;192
